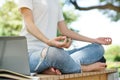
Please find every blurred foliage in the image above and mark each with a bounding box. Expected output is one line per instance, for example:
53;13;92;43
106;62;120;76
94;0;120;21
65;0;120;21
105;45;120;62
0;0;79;36
0;0;22;36
1;0;120;36
63;10;79;25
105;45;120;76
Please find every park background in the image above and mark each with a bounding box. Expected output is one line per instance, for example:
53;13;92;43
0;0;120;75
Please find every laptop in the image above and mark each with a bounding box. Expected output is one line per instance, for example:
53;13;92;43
0;36;31;76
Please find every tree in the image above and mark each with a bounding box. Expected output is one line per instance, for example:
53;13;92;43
105;45;120;61
0;0;79;36
0;0;22;36
65;0;120;21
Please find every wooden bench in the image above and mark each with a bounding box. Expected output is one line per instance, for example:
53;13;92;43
36;69;119;80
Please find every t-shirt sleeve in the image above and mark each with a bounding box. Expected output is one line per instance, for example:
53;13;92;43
58;5;64;22
18;0;33;11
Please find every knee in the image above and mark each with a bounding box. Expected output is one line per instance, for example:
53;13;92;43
46;47;67;62
92;43;105;56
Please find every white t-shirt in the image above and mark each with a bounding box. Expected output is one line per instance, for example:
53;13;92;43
18;0;64;50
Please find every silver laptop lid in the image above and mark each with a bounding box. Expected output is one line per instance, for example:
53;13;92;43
0;36;30;75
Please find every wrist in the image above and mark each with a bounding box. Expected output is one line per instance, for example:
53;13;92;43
93;39;97;43
46;39;52;46
89;39;97;43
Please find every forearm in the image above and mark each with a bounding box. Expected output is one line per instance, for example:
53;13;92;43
26;22;49;44
58;21;96;43
64;29;96;43
20;8;49;44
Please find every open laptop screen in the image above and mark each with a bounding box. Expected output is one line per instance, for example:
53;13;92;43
0;36;30;75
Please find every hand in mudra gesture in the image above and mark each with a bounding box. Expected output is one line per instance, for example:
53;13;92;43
95;37;112;45
47;36;72;48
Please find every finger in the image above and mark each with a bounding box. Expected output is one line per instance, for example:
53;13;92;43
64;38;72;48
108;38;112;43
55;41;67;48
60;37;68;47
105;38;112;44
55;36;66;41
62;38;70;48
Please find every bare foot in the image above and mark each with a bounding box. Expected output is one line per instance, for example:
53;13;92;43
81;62;107;72
42;67;61;75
